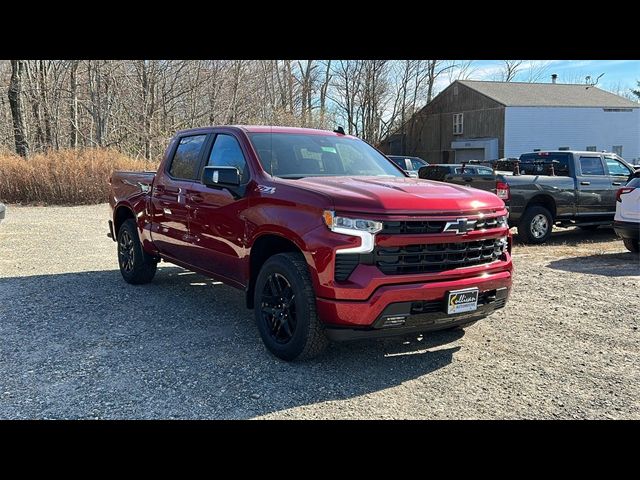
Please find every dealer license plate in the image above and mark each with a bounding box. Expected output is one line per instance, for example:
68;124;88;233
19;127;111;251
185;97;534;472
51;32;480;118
447;288;479;314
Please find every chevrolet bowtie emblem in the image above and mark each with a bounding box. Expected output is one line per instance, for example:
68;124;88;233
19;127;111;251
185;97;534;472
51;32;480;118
443;218;476;234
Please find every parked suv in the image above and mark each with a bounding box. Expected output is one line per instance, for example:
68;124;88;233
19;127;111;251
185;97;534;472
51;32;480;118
614;171;640;252
387;155;428;177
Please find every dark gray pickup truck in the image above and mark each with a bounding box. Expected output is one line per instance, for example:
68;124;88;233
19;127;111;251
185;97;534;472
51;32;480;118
419;151;636;244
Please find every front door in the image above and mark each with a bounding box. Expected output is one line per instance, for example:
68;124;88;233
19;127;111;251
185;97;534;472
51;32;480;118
186;132;251;286
150;133;208;260
576;155;612;215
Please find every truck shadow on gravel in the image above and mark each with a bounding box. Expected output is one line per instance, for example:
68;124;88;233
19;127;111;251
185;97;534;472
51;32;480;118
0;266;464;419
546;251;640;277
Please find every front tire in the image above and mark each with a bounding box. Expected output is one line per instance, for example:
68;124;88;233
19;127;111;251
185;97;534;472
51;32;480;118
254;252;328;361
117;218;157;284
518;206;553;244
623;238;640;253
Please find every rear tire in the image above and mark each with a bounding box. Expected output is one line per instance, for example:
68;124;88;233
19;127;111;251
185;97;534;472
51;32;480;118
254;252;328;361
518;206;553;244
117;218;157;285
623;238;640;253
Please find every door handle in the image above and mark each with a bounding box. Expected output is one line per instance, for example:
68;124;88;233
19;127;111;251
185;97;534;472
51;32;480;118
154;185;165;194
190;194;204;204
612;182;622;186
580;181;591;186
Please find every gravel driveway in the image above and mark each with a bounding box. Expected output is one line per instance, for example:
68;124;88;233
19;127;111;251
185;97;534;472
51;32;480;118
0;204;638;419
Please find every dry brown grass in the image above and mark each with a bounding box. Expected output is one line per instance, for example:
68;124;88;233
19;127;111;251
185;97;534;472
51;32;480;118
0;149;157;205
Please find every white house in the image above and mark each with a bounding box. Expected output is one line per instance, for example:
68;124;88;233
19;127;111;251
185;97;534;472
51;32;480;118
381;79;640;164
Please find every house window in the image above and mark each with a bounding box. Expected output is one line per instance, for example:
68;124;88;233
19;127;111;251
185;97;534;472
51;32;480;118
586;146;597;152
558;146;570;151
453;113;463;135
612;145;623;156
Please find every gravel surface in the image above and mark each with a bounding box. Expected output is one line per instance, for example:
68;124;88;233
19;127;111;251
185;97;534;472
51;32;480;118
0;204;638;419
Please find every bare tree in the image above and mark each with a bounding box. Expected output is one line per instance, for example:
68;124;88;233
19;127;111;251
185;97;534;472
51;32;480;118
7;60;29;157
497;60;524;82
524;61;553;83
69;60;79;148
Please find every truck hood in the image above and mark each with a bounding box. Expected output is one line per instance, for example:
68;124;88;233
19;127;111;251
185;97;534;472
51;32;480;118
287;176;505;215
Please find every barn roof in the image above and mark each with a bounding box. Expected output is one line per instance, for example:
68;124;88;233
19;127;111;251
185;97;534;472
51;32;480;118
458;80;639;108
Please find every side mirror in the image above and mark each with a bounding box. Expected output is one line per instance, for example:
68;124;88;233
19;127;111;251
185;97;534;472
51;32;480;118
202;166;241;187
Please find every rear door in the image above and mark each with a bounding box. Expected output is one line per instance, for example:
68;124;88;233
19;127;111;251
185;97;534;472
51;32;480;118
604;155;634;207
150;133;208;260
185;132;251;285
576;154;612;215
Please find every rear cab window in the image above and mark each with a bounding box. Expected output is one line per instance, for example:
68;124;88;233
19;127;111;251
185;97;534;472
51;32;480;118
168;134;207;180
519;152;571;176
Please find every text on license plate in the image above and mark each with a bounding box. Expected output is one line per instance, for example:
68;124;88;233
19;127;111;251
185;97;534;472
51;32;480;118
447;288;479;314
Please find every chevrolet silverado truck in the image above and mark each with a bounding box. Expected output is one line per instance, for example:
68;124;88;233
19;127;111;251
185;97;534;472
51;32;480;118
420;151;636;244
109;126;512;360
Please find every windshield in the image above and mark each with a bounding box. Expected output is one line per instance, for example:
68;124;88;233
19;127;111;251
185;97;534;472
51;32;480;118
248;133;405;179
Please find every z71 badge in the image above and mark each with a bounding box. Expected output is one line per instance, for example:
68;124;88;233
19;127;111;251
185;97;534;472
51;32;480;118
257;185;276;194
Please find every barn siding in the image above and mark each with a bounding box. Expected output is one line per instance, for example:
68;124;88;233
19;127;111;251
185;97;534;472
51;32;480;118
504;106;640;161
382;82;505;163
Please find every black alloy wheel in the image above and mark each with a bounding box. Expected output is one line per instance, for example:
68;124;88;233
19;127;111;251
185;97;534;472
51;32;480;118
118;229;135;273
260;273;297;344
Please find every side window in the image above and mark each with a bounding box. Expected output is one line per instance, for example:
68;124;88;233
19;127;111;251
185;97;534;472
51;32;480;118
605;157;631;177
477;167;493;175
579;156;605;176
410;159;424;171
169;135;207;180
208;134;249;183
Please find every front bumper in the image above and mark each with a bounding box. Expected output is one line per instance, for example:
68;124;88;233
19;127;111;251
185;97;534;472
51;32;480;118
317;269;511;334
614;221;639;241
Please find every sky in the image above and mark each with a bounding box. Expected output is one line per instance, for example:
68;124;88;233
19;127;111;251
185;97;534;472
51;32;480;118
436;60;639;96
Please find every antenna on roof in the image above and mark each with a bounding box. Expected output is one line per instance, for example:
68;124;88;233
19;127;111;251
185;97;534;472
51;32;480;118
586;73;605;89
334;126;345;135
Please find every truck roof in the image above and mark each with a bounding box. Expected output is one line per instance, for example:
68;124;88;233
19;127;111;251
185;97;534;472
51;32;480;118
522;150;617;156
174;125;357;139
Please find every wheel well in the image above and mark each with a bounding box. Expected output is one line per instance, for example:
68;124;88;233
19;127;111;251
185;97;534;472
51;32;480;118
114;206;135;236
526;195;556;219
247;234;302;309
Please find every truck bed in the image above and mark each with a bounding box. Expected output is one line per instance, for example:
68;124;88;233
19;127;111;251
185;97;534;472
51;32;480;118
110;171;156;205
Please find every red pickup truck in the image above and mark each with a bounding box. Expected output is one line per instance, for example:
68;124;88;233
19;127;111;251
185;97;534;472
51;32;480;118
109;126;512;360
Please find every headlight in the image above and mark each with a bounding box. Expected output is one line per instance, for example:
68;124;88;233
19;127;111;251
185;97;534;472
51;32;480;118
323;211;382;254
323;211;383;234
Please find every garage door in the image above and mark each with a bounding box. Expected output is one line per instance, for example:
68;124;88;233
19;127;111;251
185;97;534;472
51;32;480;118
455;149;484;162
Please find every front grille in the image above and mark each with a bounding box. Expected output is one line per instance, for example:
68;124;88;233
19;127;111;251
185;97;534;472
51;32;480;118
375;238;503;275
381;217;502;235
